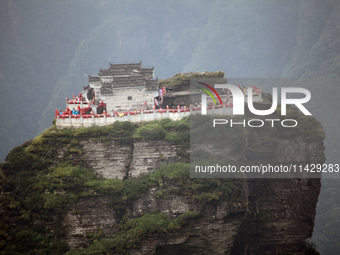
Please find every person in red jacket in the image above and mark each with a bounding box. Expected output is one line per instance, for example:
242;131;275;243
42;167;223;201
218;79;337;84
55;109;60;118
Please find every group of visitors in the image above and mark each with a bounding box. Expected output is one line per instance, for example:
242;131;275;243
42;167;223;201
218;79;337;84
158;87;166;103
67;93;89;103
152;87;167;109
236;84;261;94
55;106;92;118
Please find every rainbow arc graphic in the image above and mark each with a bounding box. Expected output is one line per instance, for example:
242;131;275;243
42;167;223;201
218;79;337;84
196;82;222;105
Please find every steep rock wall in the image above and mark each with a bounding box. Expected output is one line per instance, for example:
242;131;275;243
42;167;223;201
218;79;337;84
79;139;131;179
0;116;324;254
129;140;178;178
60;132;323;254
232;178;321;254
62;197;120;249
129;187;248;255
57;138;179;180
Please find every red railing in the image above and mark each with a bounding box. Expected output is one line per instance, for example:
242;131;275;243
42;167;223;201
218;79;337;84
56;104;235;122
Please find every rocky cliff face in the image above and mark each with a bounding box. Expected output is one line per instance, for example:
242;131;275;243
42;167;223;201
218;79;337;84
74;139;178;179
232;178;321;254
0;116;324;254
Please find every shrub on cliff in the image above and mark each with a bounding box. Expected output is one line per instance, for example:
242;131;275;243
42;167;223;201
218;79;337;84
159;71;226;91
135;122;167;140
66;211;199;254
5;146;35;174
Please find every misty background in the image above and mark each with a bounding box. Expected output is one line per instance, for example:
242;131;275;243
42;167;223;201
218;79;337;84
0;0;339;254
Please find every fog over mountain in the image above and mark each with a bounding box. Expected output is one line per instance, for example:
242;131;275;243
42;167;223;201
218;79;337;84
1;0;340;254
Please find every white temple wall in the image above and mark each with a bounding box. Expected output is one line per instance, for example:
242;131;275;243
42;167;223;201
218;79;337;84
104;87;157;112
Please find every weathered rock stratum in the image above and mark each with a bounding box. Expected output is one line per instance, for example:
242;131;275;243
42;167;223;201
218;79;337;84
0;114;324;254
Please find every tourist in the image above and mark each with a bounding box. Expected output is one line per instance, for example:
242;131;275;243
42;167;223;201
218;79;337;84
154;98;159;108
54;109;60;118
159;88;163;103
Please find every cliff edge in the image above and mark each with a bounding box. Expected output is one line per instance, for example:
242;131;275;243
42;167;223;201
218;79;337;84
0;106;324;254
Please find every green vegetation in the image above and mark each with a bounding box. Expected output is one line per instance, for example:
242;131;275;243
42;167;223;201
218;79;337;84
67;211;199;255
123;163;244;204
0;117;245;254
256;211;269;222
134;117;190;143
0;109;326;254
159;71;226;91
135;122;167;140
1;2;338;254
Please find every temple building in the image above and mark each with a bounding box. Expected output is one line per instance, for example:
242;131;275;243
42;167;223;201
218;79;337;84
80;62;159;113
58;63;263;128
